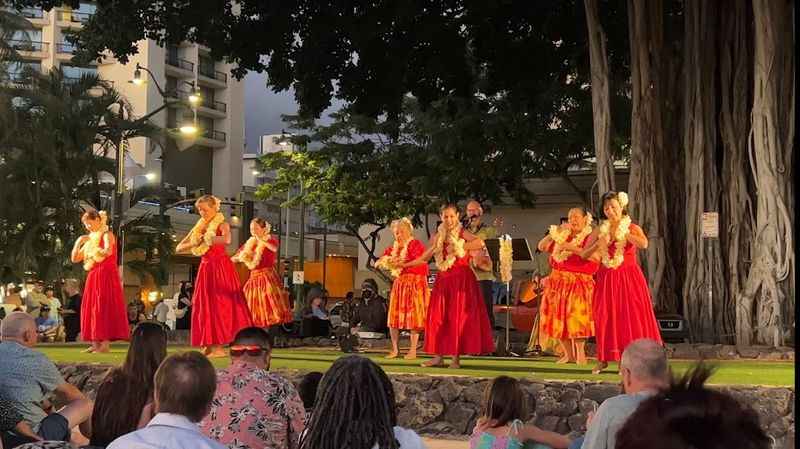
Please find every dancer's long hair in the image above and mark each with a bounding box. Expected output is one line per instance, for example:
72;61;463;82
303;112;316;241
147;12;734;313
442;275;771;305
299;355;399;449
90;322;167;446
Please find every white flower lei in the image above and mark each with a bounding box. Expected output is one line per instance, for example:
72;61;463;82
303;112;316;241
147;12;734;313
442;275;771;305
187;213;225;256
550;214;594;263
598;215;632;269
498;235;513;283
376;238;410;279
82;225;110;271
433;223;466;272
232;235;272;270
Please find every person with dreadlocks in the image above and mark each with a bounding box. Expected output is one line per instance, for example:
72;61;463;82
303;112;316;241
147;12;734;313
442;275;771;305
231;218;292;328
300;355;427;449
403;204;494;369
176;195;252;358
70;209;129;353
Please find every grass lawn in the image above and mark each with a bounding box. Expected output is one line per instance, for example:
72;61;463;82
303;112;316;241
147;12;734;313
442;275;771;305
39;343;795;387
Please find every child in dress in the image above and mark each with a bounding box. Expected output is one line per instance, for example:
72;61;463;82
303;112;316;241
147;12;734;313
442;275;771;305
471;376;571;449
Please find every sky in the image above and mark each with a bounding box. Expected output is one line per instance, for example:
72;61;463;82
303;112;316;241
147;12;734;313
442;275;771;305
243;72;343;154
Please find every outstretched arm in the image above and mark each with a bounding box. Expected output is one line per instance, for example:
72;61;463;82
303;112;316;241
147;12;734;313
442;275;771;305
403;236;436;267
175;233;194;253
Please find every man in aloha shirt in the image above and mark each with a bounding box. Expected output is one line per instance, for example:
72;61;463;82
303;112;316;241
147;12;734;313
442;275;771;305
199;327;306;449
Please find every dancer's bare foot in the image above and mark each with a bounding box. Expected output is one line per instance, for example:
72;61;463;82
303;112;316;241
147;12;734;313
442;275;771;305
575;355;588;365
592;361;609;374
403;352;417;360
421;356;444;368
555;355;572;364
448;361;461;369
207;349;227;358
201;346;212;356
385;351;399;359
81;347;95;353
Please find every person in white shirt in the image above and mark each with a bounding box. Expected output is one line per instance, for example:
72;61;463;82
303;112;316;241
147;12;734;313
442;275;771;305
107;351;225;449
300;355;427;449
44;287;61;324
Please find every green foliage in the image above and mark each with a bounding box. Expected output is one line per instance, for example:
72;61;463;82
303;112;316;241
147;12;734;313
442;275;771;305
0;69;157;282
122;213;174;286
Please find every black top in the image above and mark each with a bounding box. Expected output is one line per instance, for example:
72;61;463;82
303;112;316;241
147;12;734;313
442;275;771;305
0;396;22;431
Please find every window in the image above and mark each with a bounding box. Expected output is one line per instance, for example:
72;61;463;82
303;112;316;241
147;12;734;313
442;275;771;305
4;61;41;81
198;56;215;77
8;29;44;51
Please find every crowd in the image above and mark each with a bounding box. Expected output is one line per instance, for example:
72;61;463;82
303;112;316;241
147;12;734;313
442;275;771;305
0;310;773;449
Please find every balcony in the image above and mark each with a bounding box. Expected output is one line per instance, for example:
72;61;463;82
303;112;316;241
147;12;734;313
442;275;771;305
6;40;48;56
56;42;77;55
13;7;45;19
197;66;227;88
165;56;195;78
57;10;93;25
203;129;226;142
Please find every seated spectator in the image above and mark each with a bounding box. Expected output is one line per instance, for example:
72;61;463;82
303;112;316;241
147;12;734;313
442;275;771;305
298;371;324;419
0;312;93;443
301;290;331;337
44;288;61;324
571;338;669;449
3;286;23;307
616;363;770;449
35;307;59;341
107;351;224;449
1;396;41;447
300;355;426;449
89;322;167;447
200;327;306;449
471;376;570;449
352;279;388;335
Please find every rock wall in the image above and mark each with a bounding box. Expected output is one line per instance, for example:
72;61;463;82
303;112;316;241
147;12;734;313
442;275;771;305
57;364;794;448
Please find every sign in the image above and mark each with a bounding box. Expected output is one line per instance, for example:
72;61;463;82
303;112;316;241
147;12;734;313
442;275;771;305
701;212;719;238
292;271;305;285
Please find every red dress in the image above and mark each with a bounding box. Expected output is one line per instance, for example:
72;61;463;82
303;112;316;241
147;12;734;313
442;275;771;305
81;233;129;342
593;238;663;362
424;231;495;356
383;239;430;330
191;229;253;346
236;236;293;327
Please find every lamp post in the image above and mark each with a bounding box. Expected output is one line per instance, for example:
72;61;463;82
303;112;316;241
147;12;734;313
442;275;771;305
279;130;305;313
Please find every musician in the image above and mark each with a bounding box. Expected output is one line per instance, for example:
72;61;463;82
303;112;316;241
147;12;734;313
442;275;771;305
463;200;498;329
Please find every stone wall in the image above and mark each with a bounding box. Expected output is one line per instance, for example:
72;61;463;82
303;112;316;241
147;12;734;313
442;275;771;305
57;364;795;449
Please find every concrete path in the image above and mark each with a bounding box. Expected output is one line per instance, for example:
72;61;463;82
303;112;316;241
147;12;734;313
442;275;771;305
423;437;469;449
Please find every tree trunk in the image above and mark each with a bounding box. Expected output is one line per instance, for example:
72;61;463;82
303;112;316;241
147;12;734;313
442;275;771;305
719;0;753;345
682;0;726;343
584;0;615;194
626;0;674;312
737;0;795;346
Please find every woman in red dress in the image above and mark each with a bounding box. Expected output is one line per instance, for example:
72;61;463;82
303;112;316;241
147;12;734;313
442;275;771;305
536;207;599;365
231;218;292;328
582;191;662;374
405;204;494;369
375;217;430;360
70;209;129;353
176;195;252;357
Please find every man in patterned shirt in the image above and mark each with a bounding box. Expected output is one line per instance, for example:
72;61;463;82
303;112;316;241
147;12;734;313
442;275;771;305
200;327;306;449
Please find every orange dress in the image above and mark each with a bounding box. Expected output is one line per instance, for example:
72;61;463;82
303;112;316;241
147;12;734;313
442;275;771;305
538;237;598;342
383;239;430;330
235;236;293;327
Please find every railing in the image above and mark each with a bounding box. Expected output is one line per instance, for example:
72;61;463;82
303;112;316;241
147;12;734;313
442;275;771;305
16;8;45;19
57;10;93;23
203;129;227;142
7;40;48;52
165;56;195;72
56;42;77;54
202;98;227;112
198;67;227;83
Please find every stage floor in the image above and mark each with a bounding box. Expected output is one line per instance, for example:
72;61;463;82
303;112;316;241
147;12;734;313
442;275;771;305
38;343;794;387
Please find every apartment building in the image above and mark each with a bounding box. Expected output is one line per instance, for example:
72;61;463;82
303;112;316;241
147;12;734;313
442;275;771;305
4;2;245;206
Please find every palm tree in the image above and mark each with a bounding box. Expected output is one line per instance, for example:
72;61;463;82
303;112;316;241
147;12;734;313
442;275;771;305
0;68;160;282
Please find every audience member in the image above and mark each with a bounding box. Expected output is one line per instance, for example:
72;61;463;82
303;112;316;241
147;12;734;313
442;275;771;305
3;286;23;307
298;371;324;418
175;282;192;331
106;352;224;449
352;279;388;335
470;376;570;449
571;338;669;449
199;327;306;449
0;312;93;442
300;355;426;449
89;322;167;447
44;288;61;324
616;363;770;449
35;307;58;342
1;396;41;447
25;282;49;316
301;289;331;337
61;280;82;343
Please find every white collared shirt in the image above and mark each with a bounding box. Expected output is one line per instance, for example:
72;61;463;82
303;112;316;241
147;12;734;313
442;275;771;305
107;413;226;449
